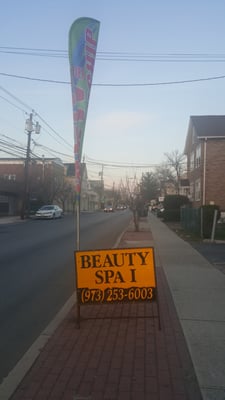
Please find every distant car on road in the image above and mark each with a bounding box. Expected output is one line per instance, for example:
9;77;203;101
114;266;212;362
104;205;114;213
116;205;127;211
35;205;63;219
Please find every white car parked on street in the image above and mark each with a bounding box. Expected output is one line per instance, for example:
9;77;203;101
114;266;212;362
35;205;63;219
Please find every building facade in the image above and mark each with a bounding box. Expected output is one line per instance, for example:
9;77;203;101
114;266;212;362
0;158;65;215
64;163;100;212
184;115;225;210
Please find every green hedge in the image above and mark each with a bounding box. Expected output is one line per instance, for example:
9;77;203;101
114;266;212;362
162;195;190;222
164;194;190;210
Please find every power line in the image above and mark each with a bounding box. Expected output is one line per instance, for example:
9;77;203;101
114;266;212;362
1;71;225;86
0;84;33;111
2;46;225;62
0;148;25;158
0;141;26;158
32;140;73;160
86;156;160;169
1;46;225;86
94;75;225;86
0;84;73;150
0;94;27;113
0;137;41;159
35;112;72;149
0;72;69;84
0;132;73;162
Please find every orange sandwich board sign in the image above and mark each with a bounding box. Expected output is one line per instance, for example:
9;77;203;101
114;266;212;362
74;247;161;328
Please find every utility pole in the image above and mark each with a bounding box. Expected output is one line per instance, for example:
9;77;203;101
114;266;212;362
100;164;104;209
42;154;45;182
112;181;115;207
21;113;41;219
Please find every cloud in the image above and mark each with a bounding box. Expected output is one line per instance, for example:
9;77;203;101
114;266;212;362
88;111;153;137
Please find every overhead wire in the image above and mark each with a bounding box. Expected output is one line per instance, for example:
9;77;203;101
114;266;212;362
35;112;72;149
1;46;225;169
0;132;73;161
2;46;225;61
0;137;43;160
0;84;33;111
0;148;25;158
86;156;161;168
32;140;73;160
0;141;26;158
1;71;225;86
0;93;27;113
1;46;225;86
0;84;73;152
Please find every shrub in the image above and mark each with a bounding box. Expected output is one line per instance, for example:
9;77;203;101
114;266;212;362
164;194;190;210
163;195;190;222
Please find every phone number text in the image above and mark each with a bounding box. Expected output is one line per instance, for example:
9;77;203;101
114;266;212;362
78;287;155;304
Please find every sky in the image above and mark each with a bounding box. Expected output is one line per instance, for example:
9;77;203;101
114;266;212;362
1;0;225;188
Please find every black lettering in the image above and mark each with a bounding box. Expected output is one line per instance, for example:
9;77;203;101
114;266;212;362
137;251;149;265
112;253;125;267
80;255;91;268
95;270;104;284
103;255;114;268
104;270;114;283
125;252;136;266
130;269;136;282
114;271;125;283
92;254;101;268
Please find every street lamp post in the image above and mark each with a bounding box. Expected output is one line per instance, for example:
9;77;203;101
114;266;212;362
21;113;41;219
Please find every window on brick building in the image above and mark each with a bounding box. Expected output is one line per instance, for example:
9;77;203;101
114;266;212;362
190;182;194;201
190;152;194;171
195;179;201;201
192;127;196;145
195;144;201;168
3;174;16;181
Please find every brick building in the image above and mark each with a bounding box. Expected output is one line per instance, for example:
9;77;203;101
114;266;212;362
184;115;225;210
0;158;64;215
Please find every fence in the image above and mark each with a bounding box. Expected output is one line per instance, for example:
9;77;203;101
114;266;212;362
180;207;201;235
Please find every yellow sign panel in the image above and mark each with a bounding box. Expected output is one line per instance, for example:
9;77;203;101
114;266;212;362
75;247;156;305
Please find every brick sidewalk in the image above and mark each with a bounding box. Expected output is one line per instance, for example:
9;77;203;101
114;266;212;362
9;219;202;400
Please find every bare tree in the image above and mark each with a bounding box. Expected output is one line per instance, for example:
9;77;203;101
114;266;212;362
155;164;175;196
164;150;185;194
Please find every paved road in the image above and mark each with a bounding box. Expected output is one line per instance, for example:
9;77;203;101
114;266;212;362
0;210;132;383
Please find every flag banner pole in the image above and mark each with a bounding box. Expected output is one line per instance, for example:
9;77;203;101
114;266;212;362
75;196;80;328
69;17;100;325
76;197;80;250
